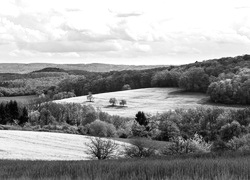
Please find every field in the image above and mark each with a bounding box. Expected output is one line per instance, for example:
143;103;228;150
56;88;241;117
1;155;250;179
0;95;38;104
0;130;127;161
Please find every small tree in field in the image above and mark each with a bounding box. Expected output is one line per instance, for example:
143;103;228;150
87;92;94;102
109;98;117;106
85;137;119;160
119;99;127;106
122;84;131;90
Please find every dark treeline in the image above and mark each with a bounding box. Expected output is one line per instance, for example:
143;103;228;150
0;100;28;125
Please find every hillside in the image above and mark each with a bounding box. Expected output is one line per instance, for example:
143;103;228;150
0;130;127;160
0;63;166;74
55;88;211;117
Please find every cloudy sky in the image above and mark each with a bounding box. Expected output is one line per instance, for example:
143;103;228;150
0;0;250;65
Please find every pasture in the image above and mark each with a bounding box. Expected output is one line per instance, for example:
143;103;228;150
57;88;237;117
0;130;127;161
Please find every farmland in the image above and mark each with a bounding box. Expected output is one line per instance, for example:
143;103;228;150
56;88;242;117
0;130;127;161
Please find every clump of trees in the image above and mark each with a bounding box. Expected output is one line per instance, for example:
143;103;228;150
207;68;250;104
0;100;28;125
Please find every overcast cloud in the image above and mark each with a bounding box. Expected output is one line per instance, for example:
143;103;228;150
0;0;250;65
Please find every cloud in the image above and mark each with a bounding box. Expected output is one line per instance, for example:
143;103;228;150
17;41;121;53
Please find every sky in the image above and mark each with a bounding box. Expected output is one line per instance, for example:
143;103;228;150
0;0;250;65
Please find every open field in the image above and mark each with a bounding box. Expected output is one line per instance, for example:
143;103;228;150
0;130;127;161
0;95;38;104
1;155;250;180
56;88;242;117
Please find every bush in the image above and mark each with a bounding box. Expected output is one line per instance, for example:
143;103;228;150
78;125;88;135
227;134;250;151
219;121;243;141
161;134;211;156
88;120;116;137
124;139;156;158
210;139;230;153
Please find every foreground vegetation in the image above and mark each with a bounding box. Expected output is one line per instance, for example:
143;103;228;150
1;152;250;180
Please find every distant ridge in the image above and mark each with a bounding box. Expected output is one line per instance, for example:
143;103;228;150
0;63;166;74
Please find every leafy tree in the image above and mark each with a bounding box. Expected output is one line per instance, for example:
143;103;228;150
219;121;243;141
109;98;117;106
122;84;131;90
19;107;29;126
179;67;210;92
88;120;116;137
39;108;54;126
135;111;148;126
85;137;119;160
119;99;127;106
87;92;94;102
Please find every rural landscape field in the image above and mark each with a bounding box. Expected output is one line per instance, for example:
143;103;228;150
1;0;250;179
57;87;242;117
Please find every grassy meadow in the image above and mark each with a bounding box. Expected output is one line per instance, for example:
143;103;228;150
0;130;128;161
56;88;243;117
1;155;250;180
56;88;210;117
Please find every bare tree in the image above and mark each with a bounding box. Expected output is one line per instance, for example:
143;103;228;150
85;137;119;160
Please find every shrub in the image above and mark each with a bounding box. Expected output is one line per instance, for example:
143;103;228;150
161;134;211;156
78;125;88;135
124;139;156;158
220;121;243;141
122;84;131;90
29;110;40;125
227;134;250;151
131;121;149;137
210;139;230;153
88;120;116;137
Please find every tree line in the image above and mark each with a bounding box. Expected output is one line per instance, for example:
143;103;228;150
1;54;250;104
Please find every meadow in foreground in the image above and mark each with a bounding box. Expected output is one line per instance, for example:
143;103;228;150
1;153;250;180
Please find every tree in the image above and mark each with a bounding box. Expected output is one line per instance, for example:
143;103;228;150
19;107;29;126
109;98;117;106
179;67;210;92
85;137;119;160
122;84;131;90
40;108;54;126
124;139;156;158
87;92;94;102
88;120;116;137
119;99;127;106
135;111;148;126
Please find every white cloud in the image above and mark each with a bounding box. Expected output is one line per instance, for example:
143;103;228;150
0;0;250;64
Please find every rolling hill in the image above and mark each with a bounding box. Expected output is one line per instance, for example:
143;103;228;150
0;63;166;74
56;88;211;117
56;88;245;117
0;130;128;160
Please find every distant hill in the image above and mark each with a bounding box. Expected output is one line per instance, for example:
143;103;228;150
0;63;166;74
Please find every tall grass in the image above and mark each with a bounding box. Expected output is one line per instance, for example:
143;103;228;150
1;155;250;180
